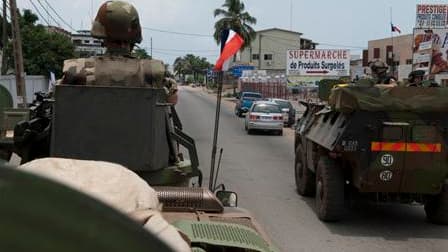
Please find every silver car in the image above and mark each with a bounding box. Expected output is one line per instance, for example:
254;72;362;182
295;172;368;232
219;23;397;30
244;101;284;135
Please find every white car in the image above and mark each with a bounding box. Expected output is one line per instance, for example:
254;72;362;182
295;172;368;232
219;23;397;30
244;101;284;135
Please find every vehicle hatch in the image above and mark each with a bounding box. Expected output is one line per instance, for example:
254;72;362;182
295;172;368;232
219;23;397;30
367;121;445;194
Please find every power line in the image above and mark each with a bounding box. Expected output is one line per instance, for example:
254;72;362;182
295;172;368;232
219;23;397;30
0;6;10;22
28;0;51;26
151;48;218;57
36;0;61;27
262;33;365;49
142;26;212;38
151;47;217;53
142;26;365;49
41;0;76;32
317;42;365;49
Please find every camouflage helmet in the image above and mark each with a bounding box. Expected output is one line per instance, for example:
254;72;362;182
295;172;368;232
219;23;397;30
408;70;425;82
91;1;142;44
369;60;388;74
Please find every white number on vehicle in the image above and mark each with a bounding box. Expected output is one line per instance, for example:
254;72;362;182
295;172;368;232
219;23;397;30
379;170;393;182
380;154;394;167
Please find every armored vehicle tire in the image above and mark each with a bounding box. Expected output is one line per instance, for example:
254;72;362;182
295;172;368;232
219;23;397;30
315;155;345;222
424;183;448;225
277;130;283;136
294;144;315;196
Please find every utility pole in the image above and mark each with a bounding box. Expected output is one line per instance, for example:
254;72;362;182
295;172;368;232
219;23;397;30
1;0;8;74
9;0;26;107
258;34;262;69
150;37;152;58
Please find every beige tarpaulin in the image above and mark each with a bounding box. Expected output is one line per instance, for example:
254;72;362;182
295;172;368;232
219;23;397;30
329;86;448;113
19;158;191;252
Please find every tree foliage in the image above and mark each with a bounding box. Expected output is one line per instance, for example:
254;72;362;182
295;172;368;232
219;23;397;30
132;48;152;59
213;0;257;50
4;9;75;77
173;54;212;82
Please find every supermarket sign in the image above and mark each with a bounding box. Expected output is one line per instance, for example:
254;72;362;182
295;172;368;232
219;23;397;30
286;49;350;76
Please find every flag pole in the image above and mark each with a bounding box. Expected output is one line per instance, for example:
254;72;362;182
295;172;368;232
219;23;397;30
209;29;228;191
209;69;223;191
390;6;395;76
209;30;243;191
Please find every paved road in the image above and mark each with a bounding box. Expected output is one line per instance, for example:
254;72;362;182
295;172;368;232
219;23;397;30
176;86;448;252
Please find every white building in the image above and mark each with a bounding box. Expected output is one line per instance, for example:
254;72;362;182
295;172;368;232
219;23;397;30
238;28;317;75
71;30;106;57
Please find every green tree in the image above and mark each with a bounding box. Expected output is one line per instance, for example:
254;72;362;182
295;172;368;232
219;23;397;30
5;9;75;77
173;54;211;83
213;0;257;50
132;48;152;59
173;56;191;82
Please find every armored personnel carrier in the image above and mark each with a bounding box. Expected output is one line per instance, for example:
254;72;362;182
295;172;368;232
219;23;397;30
0;160;279;252
0;68;278;252
294;84;448;223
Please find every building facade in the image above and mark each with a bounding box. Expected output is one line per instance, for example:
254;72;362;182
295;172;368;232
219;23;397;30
364;34;413;80
71;30;106;57
238;28;317;75
350;55;365;81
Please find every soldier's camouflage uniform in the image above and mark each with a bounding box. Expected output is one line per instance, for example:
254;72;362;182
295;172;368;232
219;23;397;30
58;1;177;98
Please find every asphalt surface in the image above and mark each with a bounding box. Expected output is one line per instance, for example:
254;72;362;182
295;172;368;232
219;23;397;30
176;86;448;252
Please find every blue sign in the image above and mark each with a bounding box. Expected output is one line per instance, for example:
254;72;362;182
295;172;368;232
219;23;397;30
207;69;217;78
231;65;255;78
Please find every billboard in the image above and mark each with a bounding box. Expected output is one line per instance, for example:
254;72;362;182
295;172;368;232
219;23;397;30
230;65;255;78
286;49;350;76
416;4;448;29
412;28;448;74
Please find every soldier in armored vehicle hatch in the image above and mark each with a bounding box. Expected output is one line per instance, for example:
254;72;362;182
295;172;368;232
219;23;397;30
58;0;178;103
369;60;390;85
355;60;394;87
406;70;441;88
407;70;425;87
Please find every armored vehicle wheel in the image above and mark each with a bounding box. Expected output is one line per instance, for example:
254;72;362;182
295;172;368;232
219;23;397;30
247;128;253;135
425;184;448;225
277;130;283;136
294;144;315;196
315;155;345;221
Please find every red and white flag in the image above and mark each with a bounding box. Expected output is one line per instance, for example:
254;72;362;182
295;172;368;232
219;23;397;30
391;23;401;33
214;30;244;71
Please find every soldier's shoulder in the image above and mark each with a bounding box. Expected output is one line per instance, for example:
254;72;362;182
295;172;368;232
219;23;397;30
63;58;95;73
355;78;375;86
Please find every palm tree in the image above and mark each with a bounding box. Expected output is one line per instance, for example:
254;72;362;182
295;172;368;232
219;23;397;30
213;0;257;50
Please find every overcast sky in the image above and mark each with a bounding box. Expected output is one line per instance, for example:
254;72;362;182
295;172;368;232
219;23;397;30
15;0;448;65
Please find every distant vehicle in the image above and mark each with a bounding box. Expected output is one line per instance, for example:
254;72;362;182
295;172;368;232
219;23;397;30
295;85;448;224
245;101;283;135
266;98;296;127
234;92;262;117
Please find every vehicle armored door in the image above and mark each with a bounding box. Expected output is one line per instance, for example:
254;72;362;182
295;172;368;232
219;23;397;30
368;122;408;192
400;123;444;194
